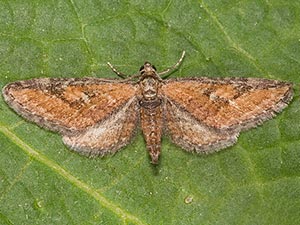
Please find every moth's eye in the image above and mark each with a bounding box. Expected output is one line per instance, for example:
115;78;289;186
152;65;157;71
139;66;144;71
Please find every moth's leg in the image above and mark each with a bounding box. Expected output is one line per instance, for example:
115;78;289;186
158;51;186;77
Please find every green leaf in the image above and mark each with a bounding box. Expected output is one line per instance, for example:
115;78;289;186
1;0;300;224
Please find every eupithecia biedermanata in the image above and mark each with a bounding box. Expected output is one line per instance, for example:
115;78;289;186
2;52;293;164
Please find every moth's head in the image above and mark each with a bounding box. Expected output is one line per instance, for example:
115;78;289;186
139;62;157;76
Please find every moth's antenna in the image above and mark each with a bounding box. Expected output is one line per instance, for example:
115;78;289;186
157;51;186;77
107;62;127;79
107;62;142;82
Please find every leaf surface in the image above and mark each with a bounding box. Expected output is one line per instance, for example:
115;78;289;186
1;1;300;224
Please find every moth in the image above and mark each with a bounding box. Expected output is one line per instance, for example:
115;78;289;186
2;52;293;164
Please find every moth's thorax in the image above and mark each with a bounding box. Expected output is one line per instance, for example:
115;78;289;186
139;77;160;100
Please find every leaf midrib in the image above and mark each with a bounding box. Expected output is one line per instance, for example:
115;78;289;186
0;125;147;225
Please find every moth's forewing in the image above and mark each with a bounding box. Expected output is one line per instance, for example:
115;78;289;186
162;77;293;132
3;78;137;134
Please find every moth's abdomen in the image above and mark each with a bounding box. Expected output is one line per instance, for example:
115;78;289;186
140;100;163;164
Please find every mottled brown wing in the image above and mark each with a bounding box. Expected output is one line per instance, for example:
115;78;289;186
62;97;139;156
162;77;293;132
164;99;238;153
3;77;137;134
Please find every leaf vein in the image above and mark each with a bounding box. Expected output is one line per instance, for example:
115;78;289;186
200;0;273;78
0;126;147;225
